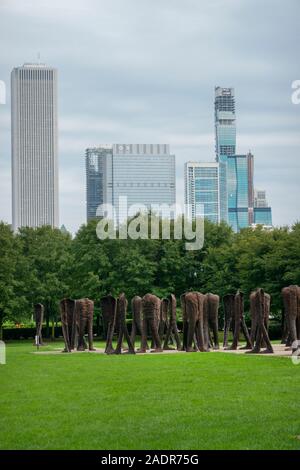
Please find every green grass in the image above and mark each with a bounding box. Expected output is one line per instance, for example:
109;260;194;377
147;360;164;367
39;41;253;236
0;340;300;450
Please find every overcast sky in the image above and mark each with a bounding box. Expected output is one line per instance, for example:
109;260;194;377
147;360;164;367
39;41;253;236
0;0;299;233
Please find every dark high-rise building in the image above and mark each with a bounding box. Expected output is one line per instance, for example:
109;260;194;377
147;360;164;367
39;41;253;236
85;146;113;221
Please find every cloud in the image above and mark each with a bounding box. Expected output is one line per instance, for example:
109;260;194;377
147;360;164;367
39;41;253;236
0;0;300;233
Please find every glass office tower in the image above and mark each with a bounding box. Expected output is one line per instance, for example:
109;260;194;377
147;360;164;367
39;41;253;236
227;153;254;232
184;161;228;224
215;87;236;163
85;144;176;223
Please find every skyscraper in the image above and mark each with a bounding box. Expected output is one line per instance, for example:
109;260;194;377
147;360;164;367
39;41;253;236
214;87;264;231
85;144;176;223
227;152;254;232
184;161;228;224
215;87;236;162
11;63;58;230
85;146;113;222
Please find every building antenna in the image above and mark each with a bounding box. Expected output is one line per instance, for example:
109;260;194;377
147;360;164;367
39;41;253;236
37;52;41;64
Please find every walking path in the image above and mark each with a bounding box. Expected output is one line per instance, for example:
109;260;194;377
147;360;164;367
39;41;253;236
32;343;293;357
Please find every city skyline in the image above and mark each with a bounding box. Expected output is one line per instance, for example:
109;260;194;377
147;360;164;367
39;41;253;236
0;0;299;233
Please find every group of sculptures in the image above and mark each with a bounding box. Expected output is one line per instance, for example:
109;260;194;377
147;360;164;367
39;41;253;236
33;284;300;355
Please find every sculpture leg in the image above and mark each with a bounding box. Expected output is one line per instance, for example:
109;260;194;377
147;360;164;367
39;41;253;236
195;319;207;352
203;306;210;351
230;319;240;350
114;326;124;354
261;322;273;353
123;326;135;354
77;317;87;351
106;321;115;354
250;315;258;347
208;328;214;349
223;316;231;348
287;316;298;350
38;323;43;346
70;311;77;350
163;319;177;350
172;320;182;350
149;319;163;352
130;320;137;348
186;317;197;352
211;320;219;349
281;312;289;344
297;316;300;341
61;320;71;352
182;320;188;351
163;322;172;350
248;324;262;353
88;318;96;351
105;320;115;354
240;317;252;349
138;318;148;353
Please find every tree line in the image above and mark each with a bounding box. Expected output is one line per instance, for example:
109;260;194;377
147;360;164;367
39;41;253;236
1;217;300;339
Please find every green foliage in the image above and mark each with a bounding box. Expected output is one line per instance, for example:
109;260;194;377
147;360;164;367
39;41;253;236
1;218;300;327
0;223;19;338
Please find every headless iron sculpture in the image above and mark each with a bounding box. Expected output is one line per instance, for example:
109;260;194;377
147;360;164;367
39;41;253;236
163;294;181;350
75;298;96;351
204;293;220;349
130;295;146;349
101;294;117;354
139;293;162;353
33;303;44;346
223;294;235;348
114;293;135;354
248;288;273;353
229;291;252;350
60;298;76;352
281;285;300;352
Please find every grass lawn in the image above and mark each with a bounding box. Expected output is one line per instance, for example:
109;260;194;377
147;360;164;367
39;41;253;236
0;340;300;450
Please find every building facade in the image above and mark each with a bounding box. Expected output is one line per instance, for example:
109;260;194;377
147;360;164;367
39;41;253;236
184;161;228;224
253;207;272;226
215;86;236;163
86;144;176;223
253;189;272;226
11;63;58;230
254;189;268;208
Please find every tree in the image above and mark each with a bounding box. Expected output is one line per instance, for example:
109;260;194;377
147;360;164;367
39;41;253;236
0;223;18;339
16;226;73;338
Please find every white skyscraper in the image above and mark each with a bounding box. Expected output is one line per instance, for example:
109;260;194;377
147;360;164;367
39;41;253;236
11;63;58;230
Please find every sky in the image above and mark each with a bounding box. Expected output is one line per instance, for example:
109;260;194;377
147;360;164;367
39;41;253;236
0;0;299;233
